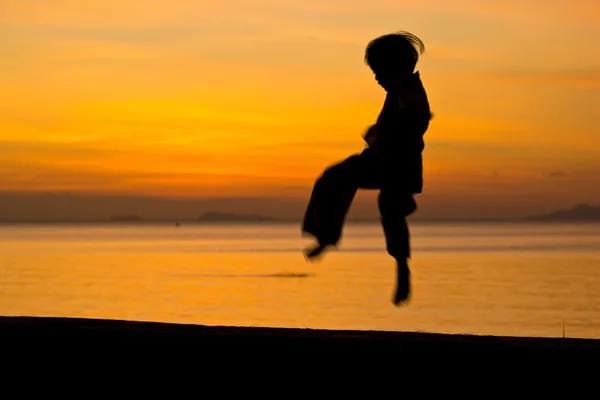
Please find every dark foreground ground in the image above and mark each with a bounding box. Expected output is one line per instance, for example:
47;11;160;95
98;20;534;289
2;316;599;394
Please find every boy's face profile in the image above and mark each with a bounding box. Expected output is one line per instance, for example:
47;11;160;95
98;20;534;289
373;69;390;90
372;62;404;92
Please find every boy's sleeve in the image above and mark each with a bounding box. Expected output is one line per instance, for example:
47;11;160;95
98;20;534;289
363;124;379;147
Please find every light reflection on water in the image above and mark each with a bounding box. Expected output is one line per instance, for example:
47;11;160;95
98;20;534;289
1;222;599;338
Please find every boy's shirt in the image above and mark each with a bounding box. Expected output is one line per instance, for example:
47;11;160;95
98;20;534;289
363;72;431;193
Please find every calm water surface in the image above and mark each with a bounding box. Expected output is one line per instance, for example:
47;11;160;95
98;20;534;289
1;222;600;338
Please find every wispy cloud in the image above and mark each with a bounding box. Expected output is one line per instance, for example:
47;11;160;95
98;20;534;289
481;67;600;89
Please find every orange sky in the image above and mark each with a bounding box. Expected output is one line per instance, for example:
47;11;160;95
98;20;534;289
1;0;599;217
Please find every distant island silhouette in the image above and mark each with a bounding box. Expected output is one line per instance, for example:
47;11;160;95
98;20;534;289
196;212;277;223
526;204;600;221
110;214;142;222
1;190;599;223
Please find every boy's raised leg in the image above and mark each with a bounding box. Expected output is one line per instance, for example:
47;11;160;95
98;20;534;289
302;156;361;261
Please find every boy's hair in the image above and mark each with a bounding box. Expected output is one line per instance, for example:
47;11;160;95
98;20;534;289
365;31;425;74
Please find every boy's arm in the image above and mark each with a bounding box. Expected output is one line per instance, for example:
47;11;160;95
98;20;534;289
371;92;404;153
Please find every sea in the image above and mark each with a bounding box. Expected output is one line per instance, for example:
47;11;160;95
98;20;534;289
1;222;600;339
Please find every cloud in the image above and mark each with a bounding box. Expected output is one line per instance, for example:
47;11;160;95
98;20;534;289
243;139;362;152
481;67;600;89
547;171;566;177
0;140;114;158
0;156;310;194
399;0;600;24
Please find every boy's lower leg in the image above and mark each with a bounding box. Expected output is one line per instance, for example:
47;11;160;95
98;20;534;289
393;258;411;305
378;191;415;306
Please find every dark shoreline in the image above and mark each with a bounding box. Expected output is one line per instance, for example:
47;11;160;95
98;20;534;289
5;315;600;344
3;316;599;392
3;316;600;362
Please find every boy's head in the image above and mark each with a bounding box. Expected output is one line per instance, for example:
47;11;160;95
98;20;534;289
365;31;424;91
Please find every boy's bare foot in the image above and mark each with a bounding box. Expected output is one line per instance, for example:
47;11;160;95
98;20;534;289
393;260;411;305
303;243;327;262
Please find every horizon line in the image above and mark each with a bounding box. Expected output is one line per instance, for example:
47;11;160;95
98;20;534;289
1;217;598;224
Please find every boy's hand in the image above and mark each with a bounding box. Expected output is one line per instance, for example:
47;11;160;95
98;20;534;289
363;124;379;146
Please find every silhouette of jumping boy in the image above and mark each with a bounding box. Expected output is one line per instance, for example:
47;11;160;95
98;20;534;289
302;31;432;305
